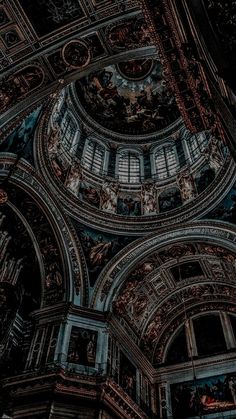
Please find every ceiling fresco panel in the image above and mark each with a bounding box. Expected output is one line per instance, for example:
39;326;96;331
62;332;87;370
18;0;85;37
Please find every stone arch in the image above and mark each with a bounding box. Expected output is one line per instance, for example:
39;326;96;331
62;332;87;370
92;221;236;310
0;155;89;307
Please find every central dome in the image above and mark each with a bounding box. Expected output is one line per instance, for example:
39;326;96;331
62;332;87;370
75;59;180;135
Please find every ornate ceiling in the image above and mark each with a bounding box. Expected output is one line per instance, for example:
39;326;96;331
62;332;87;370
1;1;236;418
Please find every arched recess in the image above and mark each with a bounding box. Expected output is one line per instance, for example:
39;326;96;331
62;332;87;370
0;155;89;307
92;221;236;309
91;220;236;364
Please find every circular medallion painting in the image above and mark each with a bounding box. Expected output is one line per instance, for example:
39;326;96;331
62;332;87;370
62;40;90;69
117;59;154;81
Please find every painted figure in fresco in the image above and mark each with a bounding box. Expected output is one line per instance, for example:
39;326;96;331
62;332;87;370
65;164;82;196
62;40;90;69
100;181;119;213
107;17;151;51
158;187;182;212
145;315;162;343
89;239;112;267
159;243;195;262
0;66;44;113
76;58;180;136
0;107;42;157
177;169;196;202
141;183;157;214
45;261;63;289
86;336;96;364
113;280;139;315
67;327;97;366
117;59;154;81
117;195;141;216
204;136;223;172
171;373;236;418
81;232;113;270
19;0;84;36
48;125;61;157
79;182;100;207
133;295;148;316
228;377;236;404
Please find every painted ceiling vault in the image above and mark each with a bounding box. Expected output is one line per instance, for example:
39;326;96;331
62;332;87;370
1;0;236;418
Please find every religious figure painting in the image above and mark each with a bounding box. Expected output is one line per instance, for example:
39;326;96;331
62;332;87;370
79;181;100;208
171;372;236;418
76;60;179;135
205;182;236;224
75;224;134;286
86;33;105;59
195;164;215;194
100;181;118;213
141;183;157;215
158;187;182;213
0;107;42;164
158;244;196;262
106;17;151;51
0;65;45;114
120;352;137;401
18;0;84;37
47;50;69;76
117;194;141;216
67;326;97;367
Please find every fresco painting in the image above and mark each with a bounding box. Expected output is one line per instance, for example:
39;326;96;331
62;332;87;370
75;224;134;286
171;373;236;418
76;60;179;135
158;187;182;213
0;106;42;164
79;181;100;208
67;326;97;367
195;164;215;194
205;181;236;224
106;17;151;51
117;193;141;216
19;0;84;37
120;352;136;400
0;65;45;113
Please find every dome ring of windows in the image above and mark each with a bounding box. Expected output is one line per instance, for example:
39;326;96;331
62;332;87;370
34;90;236;233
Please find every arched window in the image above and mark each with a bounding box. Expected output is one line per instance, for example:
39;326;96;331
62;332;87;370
166;326;189;364
155;145;178;179
61;112;78;152
82;139;105;174
187;132;208;162
118;151;141;183
193;314;226;356
165;312;229;366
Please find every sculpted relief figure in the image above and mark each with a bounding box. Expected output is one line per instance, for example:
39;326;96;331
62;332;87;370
48;124;61;157
0;65;45;113
206;135;224;172
141;182;157;215
65;164;82;196
177;168;196;202
100;181;119;213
